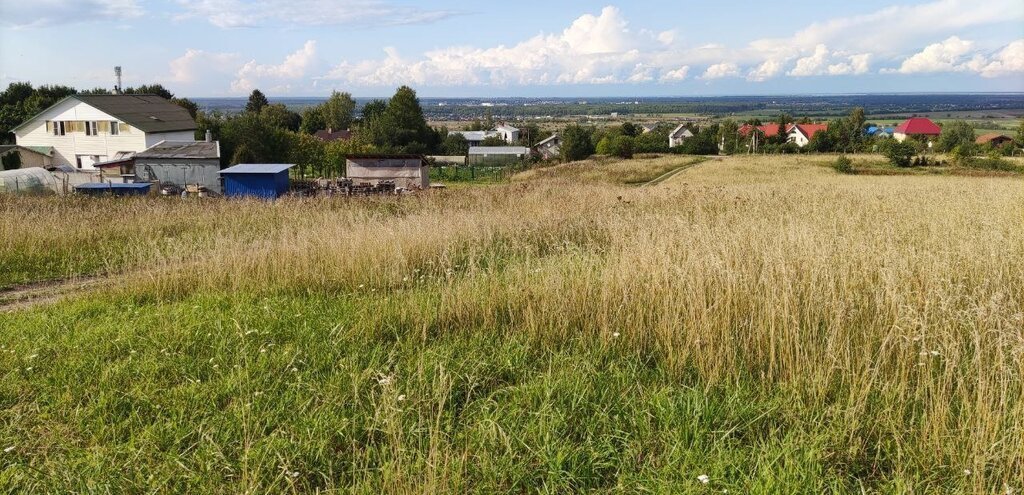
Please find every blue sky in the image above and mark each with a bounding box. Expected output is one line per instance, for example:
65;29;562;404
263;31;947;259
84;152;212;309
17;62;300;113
1;0;1022;97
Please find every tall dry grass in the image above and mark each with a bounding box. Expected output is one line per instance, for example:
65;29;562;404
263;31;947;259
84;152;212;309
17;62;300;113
2;154;1022;489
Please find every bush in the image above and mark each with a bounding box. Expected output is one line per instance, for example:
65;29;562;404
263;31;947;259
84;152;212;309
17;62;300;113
609;135;634;159
884;141;916;168
833;155;854;174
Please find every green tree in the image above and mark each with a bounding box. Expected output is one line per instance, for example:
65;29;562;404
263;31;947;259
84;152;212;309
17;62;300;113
367;86;438;153
1015;119;1024;149
560;124;594;162
610;135;635;159
299;106;326;134
479;136;507;146
245;89;269;113
360;99;387;123
288;132;326;178
848;107;866;149
124;84;175;100
441;133;469;155
937;120;976;153
172;98;199;120
884;140;917;168
260;103;302;132
595;136;612;155
321;91;356;131
621;122;640;137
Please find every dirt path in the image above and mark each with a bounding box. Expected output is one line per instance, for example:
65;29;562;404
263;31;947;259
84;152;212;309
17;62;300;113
640;157;712;187
0;276;110;313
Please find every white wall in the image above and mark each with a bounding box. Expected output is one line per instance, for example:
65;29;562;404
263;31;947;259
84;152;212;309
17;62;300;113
14;98;193;169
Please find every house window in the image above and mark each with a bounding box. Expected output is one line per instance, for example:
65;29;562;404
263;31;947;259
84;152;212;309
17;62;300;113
51;121;66;136
85;121;98;136
110;121;120;135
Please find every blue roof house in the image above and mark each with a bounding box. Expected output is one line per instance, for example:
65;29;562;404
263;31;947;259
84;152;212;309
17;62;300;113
219;164;295;199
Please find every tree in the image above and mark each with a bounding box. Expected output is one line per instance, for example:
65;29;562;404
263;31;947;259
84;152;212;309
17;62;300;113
848;107;866;149
260;103;302;132
441;133;469;155
299;106;326;134
480;136;507;146
621;122;640;137
937;120;976;153
595;136;612;155
883;140;917;168
609;135;634;159
172;98;199;120
367;86;438;153
1016;119;1024;149
560;125;594;162
288;132;326;178
321;91;356;131
124;84;174;100
245;89;269;113
2;150;22;170
360;99;387;123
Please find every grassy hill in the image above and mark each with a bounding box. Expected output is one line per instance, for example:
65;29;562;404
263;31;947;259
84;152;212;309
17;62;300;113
1;155;1022;493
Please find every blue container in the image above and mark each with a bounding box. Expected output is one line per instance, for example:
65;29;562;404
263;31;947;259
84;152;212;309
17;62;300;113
219;164;294;199
75;182;152;196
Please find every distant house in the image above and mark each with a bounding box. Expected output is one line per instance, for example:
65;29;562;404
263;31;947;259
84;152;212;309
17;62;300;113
346;154;429;190
534;134;561;160
449;123;520;146
313;128;353;142
468;146;530;166
219;163;295;199
11;94;197;170
494;124;520;143
787;124;828;147
134;139;222;193
448;130;499;147
738;122;827;148
0;145;53;169
893;118;941;142
865;126;894;138
975;133;1015;148
668;125;695;148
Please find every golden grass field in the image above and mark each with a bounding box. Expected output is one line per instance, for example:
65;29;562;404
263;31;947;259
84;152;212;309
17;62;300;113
1;154;1022;492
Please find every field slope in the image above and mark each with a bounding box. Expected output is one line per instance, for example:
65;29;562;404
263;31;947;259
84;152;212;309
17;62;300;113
1;155;1022;493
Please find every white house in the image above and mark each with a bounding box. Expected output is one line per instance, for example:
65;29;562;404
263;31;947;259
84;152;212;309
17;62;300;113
785;124;828;148
12;94;197;170
668;124;694;148
494;124;520;143
448;130;498;147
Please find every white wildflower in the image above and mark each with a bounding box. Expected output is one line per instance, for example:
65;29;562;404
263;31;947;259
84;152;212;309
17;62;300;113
260;349;267;354
291;368;299;373
28;354;38;359
377;375;393;386
963;469;971;475
697;474;710;484
397;394;406;401
612;332;621;338
3;446;14;453
930;350;940;356
24;367;32;371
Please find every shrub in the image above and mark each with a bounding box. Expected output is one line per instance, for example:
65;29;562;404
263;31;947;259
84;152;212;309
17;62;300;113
884;141;916;168
609;135;635;159
833;155;854;174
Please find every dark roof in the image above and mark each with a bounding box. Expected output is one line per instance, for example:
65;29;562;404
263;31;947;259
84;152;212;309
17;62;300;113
73;95;197;133
313;129;353;142
219;164;295;174
975;133;1014;145
135;140;220;160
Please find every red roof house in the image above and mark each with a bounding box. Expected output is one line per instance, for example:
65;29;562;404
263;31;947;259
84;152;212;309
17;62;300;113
313;128;353;142
739;122;828;147
894;118;941;142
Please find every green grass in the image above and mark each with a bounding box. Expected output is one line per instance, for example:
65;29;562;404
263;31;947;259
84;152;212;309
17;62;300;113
0;291;961;493
1;155;1021;493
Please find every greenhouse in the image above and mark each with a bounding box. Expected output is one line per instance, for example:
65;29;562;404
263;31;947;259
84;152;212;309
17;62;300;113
0;167;60;195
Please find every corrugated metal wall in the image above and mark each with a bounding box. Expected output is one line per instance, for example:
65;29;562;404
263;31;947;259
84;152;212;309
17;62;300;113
223;171;289;199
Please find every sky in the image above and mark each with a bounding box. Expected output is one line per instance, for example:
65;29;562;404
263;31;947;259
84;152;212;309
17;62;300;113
1;0;1023;98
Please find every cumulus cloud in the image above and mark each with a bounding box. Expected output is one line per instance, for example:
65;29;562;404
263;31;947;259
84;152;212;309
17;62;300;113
975;39;1024;77
700;63;740;80
322;7;690;87
2;0;142;28
232;40;317;93
174;0;459;28
786;45;871;77
889;36;975;74
169;49;240;83
883;37;1023;78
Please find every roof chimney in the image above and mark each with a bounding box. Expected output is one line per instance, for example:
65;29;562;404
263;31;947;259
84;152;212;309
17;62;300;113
205;129;212;142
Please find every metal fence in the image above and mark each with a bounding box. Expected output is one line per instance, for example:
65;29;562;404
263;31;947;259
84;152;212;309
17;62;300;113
430;164;526;182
